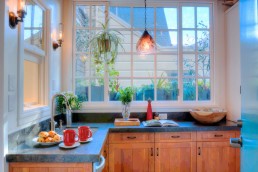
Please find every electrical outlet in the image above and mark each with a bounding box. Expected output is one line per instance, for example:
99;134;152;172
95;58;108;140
159;113;167;120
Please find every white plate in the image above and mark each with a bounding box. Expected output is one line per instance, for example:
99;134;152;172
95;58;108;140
79;137;93;143
59;142;80;149
32;135;63;146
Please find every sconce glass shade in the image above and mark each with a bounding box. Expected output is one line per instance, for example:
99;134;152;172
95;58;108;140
136;30;156;55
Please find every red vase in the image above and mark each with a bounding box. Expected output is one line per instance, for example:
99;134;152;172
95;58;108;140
146;99;153;121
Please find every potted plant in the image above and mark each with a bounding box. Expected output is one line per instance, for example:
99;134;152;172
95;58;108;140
118;87;134;120
90;20;123;65
56;92;82;115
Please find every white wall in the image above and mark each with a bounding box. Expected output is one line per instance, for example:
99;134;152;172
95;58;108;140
4;0;63;134
225;3;241;121
1;1;9;171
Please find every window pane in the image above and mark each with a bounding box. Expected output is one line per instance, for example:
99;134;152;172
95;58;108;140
75;54;90;77
133;54;154;77
198;54;210;77
133;30;154;52
182;30;195;51
113;55;131;77
76;6;90;28
156;31;177;52
197;7;210;29
115;30;131;53
24;60;39;106
198;79;210;100
197;31;209;52
91;79;104;101
183;54;196;77
156;8;177;29
91;5;105;28
109;79;131;101
34;5;43;27
76;30;90;52
110;7;131;28
133;79;154;101
157;55;178;77
133;7;154;29
182;7;195;28
183;78;196;101
75;79;89;102
157;79;178;101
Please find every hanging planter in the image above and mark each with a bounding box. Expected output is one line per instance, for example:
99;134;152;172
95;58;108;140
90;20;123;65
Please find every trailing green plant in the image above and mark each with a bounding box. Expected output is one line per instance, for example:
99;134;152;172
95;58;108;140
90;20;124;65
56;92;82;114
119;87;134;105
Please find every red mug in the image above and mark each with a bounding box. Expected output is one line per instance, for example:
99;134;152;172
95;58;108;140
63;129;79;146
78;126;92;141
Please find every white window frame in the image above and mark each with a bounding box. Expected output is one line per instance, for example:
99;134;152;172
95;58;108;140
18;0;51;126
72;0;216;113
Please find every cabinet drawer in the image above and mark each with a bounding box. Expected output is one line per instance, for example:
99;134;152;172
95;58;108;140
155;132;196;142
197;131;236;141
109;132;154;143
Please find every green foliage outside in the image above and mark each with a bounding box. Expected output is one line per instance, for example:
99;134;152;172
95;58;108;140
56;92;82;114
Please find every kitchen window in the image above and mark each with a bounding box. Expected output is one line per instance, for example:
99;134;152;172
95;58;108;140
73;2;213;108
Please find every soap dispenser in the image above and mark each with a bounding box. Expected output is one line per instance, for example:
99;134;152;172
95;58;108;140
146;99;153;120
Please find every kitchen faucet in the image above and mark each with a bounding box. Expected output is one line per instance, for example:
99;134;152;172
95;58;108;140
51;93;72;131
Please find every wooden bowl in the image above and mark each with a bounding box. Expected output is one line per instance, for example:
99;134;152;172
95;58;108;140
190;109;227;124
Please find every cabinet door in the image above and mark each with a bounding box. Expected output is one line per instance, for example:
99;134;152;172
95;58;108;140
155;142;196;172
197;142;238;172
109;143;154;172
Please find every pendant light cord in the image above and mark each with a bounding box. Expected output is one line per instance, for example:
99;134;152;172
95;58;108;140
145;0;147;30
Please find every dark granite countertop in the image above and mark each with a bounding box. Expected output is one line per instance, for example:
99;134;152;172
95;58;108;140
6;120;239;163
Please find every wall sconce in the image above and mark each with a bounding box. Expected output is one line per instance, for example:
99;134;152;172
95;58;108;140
9;0;27;29
53;23;63;50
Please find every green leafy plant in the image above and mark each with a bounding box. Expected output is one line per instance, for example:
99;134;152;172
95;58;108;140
119;87;134;105
56;92;82;114
90;20;124;65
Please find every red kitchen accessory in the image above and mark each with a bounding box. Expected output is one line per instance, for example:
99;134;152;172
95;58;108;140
78;126;92;141
146;99;153;120
63;129;79;146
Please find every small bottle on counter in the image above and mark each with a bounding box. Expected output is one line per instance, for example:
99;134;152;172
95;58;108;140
154;112;160;120
146;99;153;120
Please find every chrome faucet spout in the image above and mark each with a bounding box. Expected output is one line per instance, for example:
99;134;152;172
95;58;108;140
51;93;71;131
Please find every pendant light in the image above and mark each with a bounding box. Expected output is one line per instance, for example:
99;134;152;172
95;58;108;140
136;0;156;55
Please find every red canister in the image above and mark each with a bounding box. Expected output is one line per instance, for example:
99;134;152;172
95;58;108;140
146;99;153;120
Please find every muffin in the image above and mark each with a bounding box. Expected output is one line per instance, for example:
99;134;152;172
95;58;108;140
38;131;49;138
48;131;57;138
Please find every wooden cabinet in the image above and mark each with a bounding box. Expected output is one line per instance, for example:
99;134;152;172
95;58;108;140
108;133;155;172
155;142;196;172
108;131;240;172
155;132;196;172
9;163;92;172
102;138;109;172
197;131;240;172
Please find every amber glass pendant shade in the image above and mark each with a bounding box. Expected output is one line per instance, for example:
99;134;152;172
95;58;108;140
136;30;156;55
136;0;157;55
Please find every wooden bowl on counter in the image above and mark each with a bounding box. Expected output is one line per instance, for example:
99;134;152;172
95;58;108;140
190;109;227;124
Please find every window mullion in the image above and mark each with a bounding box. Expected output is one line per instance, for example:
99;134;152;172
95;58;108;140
178;4;183;103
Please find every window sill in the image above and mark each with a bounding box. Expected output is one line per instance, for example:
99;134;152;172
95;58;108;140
73;101;220;113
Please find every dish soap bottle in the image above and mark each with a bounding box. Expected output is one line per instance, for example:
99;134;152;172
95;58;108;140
146;99;153;121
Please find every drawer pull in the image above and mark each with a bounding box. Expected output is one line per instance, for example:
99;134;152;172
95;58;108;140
198;147;201;155
151;148;153;156
214;134;223;137
157;148;159;156
127;136;137;139
171;136;180;138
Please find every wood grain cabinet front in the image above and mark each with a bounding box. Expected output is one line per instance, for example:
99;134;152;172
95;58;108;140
9;163;92;172
109;143;155;172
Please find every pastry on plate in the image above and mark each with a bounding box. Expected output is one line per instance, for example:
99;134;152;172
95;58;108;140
45;137;53;142
48;130;57;138
37;137;45;143
53;134;61;142
38;131;49;138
